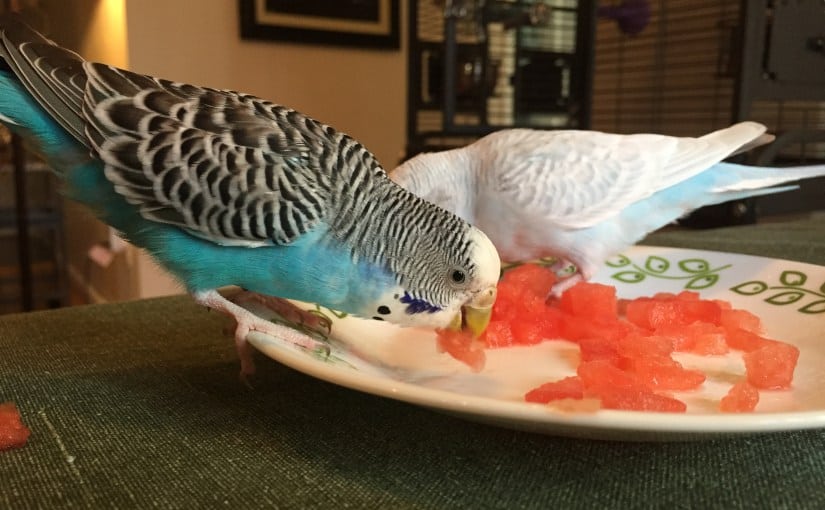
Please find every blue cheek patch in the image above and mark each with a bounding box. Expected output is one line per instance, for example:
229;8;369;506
400;292;442;314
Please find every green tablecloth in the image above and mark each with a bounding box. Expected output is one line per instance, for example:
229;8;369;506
2;216;825;509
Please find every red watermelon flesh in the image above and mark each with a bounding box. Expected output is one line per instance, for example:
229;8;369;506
435;263;798;414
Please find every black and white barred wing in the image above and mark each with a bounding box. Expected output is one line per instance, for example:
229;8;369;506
0;17;87;141
82;63;332;247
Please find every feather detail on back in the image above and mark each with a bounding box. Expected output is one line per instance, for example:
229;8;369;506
82;63;328;247
473;122;769;230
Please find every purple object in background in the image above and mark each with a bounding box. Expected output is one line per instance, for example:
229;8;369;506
598;0;651;36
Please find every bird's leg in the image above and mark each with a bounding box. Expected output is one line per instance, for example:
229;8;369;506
192;289;328;382
548;273;584;299
547;258;583;299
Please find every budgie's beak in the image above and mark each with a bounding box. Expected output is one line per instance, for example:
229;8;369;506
448;285;497;337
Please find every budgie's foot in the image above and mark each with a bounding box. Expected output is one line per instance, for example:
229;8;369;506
193;290;327;383
547;258;583;299
229;290;332;335
548;273;584;299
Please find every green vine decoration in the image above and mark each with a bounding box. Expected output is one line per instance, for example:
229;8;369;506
607;254;731;290
730;270;825;314
500;257;559;277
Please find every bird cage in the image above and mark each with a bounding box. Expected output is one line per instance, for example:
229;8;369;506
592;0;825;221
405;0;598;157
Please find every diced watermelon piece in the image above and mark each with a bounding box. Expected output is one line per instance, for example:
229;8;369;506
719;381;760;413
508;295;560;345
597;388;687;413
743;341;800;389
492;282;526;323
510;319;547;346
533;306;565;338
559;282;618;322
616;298;631;317
577;359;651;393
656;321;727;354
616;332;674;359
688;330;729;355
500;263;557;298
490;292;516;322
720;308;762;334
436;330;486;372
725;328;773;352
524;376;584;403
486;263;566;348
482;320;515;349
617;355;706;391
577;335;620;363
624;299;663;329
578;360;687;412
0;402;30;451
625;296;722;330
560;313;634;342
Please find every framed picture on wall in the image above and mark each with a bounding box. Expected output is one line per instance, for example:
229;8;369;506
239;0;400;50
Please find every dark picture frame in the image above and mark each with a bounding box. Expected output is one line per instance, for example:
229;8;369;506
239;0;400;50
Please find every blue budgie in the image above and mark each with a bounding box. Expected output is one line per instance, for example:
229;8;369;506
0;18;500;377
392;123;825;296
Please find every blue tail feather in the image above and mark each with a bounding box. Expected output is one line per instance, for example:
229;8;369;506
0;71;85;167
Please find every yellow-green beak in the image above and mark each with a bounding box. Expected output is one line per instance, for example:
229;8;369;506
447;285;497;337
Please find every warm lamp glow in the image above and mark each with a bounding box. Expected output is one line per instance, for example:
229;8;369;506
83;0;128;67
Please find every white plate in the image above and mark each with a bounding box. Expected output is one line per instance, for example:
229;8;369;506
246;246;825;441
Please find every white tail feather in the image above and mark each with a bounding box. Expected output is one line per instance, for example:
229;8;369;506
712;163;825;192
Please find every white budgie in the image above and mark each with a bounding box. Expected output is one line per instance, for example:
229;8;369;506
392;122;825;296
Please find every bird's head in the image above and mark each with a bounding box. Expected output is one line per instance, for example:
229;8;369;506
440;227;500;337
370;225;500;338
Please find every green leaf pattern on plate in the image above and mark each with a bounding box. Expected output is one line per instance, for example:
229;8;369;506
731;270;825;314
609;253;825;314
608;254;731;290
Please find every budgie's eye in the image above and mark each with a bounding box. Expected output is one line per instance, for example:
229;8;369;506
450;268;466;285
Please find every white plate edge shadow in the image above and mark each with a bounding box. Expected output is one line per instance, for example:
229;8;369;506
246;245;825;440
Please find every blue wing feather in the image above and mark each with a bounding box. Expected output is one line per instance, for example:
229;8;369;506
0;71;394;312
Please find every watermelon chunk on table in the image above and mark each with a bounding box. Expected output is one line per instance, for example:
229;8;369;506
0;402;30;451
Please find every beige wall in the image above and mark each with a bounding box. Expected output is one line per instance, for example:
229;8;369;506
36;0;408;302
40;0;128;66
